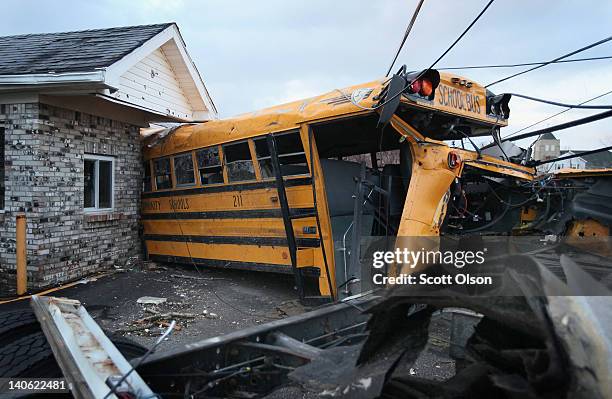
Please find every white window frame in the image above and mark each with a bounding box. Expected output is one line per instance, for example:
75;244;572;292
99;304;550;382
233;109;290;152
84;154;115;213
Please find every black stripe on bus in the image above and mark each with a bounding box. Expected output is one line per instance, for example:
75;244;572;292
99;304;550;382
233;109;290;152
141;207;316;220
147;254;321;276
144;234;321;248
142;177;312;199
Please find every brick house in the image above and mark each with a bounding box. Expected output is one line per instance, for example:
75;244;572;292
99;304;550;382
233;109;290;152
0;23;217;295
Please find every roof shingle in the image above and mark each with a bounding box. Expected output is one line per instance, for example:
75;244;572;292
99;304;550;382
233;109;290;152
0;23;173;75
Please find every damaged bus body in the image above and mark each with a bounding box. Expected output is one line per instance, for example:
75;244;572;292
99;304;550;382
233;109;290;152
141;66;612;301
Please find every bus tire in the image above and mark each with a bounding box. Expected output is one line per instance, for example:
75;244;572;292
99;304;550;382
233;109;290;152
0;331;148;378
0;310;40;347
0;332;60;378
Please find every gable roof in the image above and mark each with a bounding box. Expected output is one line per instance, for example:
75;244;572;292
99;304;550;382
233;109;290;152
0;23;217;122
0;23;172;75
539;132;558;140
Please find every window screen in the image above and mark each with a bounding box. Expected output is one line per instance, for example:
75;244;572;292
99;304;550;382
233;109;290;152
196;147;224;185
173;153;195;186
254;131;309;179
223;141;256;182
154;158;172;189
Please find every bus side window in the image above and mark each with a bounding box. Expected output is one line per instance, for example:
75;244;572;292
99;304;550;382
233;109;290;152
196;147;223;185
153;158;172;190
254;131;309;179
173;152;196;186
143;160;152;192
223;141;256;182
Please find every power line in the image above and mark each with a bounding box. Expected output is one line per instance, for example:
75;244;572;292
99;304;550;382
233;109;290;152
503;109;612;143
340;0;496;111
504;89;612;139
485;35;612;87
425;0;495;74
439;55;612;71
385;0;426;77
534;145;612;166
507;93;612;109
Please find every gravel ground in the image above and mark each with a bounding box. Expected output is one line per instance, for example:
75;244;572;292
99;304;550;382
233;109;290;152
0;262;311;352
410;311;456;381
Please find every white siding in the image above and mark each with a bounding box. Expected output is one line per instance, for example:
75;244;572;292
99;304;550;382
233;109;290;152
112;47;194;120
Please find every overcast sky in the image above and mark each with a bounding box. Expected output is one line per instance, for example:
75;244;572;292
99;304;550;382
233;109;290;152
1;0;611;149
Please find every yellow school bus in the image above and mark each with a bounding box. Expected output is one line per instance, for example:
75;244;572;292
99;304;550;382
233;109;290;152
141;68;536;301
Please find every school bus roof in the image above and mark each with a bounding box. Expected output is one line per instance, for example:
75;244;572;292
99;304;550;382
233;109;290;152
144;72;505;159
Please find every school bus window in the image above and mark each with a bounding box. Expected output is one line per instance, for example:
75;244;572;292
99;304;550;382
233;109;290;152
173;153;196;186
153;158;172;190
223;141;256;182
254;131;309;179
196;147;223;185
143;160;152;192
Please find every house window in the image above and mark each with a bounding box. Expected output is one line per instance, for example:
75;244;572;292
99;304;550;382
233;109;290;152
173;153;195;186
223;141;256;182
0;127;4;209
196;146;223;185
154;158;172;190
84;154;114;212
254;131;309;179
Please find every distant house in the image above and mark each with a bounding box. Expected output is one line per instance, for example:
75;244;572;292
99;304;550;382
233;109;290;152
0;23;217;295
532;132;560;162
545;149;612;171
532;133;612;173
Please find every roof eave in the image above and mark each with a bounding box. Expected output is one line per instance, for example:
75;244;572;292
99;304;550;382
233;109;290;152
0;70;106;87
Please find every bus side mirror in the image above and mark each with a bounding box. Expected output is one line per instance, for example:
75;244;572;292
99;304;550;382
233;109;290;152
377;73;406;127
487;93;511;119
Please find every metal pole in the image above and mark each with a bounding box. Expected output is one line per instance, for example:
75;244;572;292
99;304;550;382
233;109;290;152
16;213;27;295
349;164;366;294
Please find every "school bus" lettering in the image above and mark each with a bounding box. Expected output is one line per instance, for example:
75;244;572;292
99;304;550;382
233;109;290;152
437;84;481;115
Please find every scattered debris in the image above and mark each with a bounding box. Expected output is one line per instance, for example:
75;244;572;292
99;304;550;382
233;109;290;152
134;312;196;324
117;311;195;334
76;276;99;285
141;261;168;271
137;296;167;305
170;274;224;281
275;299;307;317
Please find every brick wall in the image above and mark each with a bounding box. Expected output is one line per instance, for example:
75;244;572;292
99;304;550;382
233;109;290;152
0;102;143;296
